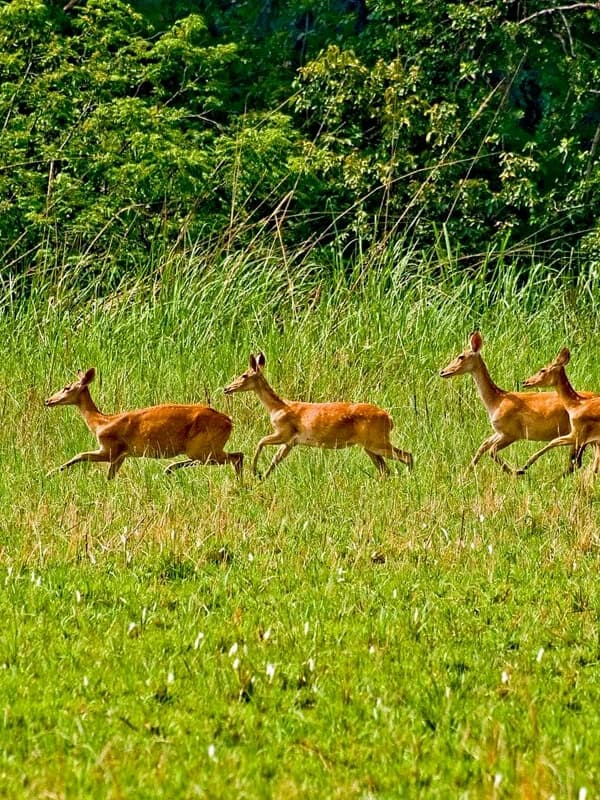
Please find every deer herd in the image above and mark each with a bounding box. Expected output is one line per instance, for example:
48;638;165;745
44;333;600;482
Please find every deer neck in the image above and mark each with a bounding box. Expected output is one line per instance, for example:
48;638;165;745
470;356;504;413
77;388;108;433
555;368;582;410
254;375;287;415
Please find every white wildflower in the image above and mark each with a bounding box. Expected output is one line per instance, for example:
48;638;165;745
536;647;545;663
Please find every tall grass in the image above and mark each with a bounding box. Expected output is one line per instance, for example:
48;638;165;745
1;241;600;798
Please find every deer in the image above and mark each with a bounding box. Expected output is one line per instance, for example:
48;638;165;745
439;331;597;475
517;348;600;475
223;353;413;479
44;368;244;480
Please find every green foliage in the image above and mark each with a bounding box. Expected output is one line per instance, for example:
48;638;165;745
294;0;600;252
0;0;599;279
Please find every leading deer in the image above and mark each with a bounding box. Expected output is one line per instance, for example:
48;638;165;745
45;368;243;479
439;332;595;474
223;353;413;479
517;348;600;475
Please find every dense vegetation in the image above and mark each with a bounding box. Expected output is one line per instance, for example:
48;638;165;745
1;0;599;280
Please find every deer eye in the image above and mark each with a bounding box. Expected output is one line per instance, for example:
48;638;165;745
458;355;464;361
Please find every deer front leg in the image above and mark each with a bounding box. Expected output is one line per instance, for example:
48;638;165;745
48;449;113;476
262;443;295;479
471;433;515;473
251;432;290;476
488;435;517;475
470;434;499;468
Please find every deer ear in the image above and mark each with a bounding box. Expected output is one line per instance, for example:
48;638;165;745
556;348;570;366
256;353;266;370
470;331;483;352
249;354;257;371
81;367;96;385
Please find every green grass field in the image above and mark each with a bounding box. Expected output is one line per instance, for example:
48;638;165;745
1;253;600;798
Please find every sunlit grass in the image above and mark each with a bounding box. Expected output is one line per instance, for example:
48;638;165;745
1;248;600;798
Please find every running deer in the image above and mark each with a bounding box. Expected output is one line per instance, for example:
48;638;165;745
223;353;413;479
439;332;595;474
517;348;600;475
45;368;243;479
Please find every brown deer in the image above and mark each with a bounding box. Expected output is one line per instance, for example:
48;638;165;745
223;353;412;479
439;332;595;474
45;368;243;479
517;348;600;475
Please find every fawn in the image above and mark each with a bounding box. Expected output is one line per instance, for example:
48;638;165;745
223;353;413;478
45;368;243;479
440;331;595;474
517;348;600;475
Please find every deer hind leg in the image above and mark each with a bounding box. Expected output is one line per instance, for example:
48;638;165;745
366;443;413;472
591;443;600;474
169;430;245;479
390;445;413;470
564;443;585;476
107;451;128;480
164;459;196;474
365;450;389;476
516;433;577;475
165;450;244;479
207;450;245;478
573;437;600;475
576;437;600;475
228;451;244;478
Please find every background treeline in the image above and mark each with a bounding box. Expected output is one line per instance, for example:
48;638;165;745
1;0;599;283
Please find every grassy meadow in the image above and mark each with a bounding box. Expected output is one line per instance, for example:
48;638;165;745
1;250;600;798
